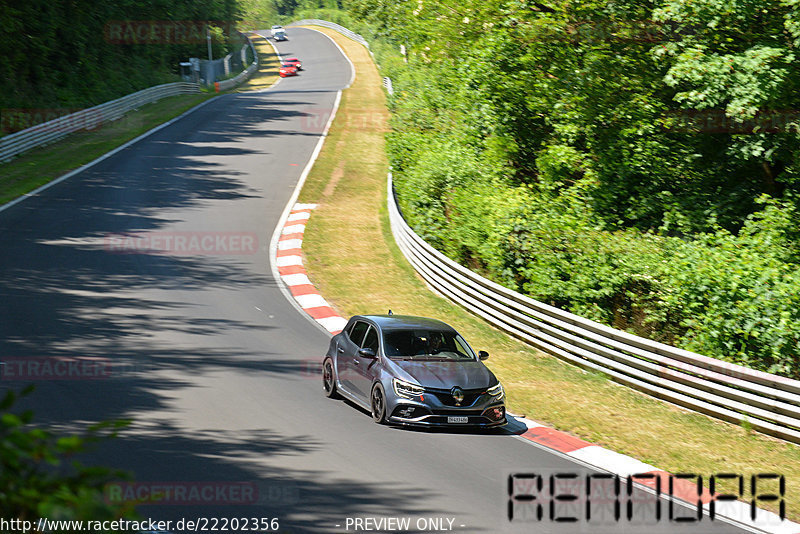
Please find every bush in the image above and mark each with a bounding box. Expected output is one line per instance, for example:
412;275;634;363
665;198;800;375
310;6;800;378
0;386;134;521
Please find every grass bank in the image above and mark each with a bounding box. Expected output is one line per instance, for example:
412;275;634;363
297;25;800;519
237;34;281;92
0;93;212;206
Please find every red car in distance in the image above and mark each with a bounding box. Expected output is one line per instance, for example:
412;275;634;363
279;63;298;77
283;57;302;70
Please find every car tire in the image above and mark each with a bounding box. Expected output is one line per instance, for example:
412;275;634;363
322;358;340;399
371;383;387;424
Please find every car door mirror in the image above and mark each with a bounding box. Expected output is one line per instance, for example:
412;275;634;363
358;347;377;359
478;350;489;360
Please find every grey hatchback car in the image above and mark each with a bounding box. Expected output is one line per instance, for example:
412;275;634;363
322;314;506;427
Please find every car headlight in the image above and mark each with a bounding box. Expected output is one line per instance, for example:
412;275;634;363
393;378;425;398
487;382;504;399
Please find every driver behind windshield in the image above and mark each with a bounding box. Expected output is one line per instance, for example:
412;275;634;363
427;332;445;354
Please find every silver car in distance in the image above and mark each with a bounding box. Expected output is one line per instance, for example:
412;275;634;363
322;315;506;427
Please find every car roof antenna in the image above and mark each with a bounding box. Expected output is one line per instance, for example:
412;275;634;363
388;309;393;315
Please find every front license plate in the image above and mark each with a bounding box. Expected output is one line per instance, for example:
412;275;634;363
447;416;469;424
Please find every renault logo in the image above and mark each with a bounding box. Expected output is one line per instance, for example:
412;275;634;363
451;387;464;406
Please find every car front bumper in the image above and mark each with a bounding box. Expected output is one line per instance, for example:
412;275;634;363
387;403;506;428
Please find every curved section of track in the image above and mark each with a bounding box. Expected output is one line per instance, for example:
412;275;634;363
0;29;750;533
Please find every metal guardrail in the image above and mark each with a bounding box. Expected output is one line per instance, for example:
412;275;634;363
388;172;800;443
217;36;259;91
289;19;370;48
1;33;260;163
217;60;258;91
261;17;800;444
202;35;258;87
0;82;201;163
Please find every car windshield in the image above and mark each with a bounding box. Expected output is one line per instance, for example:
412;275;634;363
382;329;476;360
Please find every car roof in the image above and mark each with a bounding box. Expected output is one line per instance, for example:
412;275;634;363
353;314;456;331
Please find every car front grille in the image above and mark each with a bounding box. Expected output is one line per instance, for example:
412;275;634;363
427;388;485;407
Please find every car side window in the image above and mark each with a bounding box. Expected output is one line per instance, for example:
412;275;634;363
348;321;369;346
362;326;379;352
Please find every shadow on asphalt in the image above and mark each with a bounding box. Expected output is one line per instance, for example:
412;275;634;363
0;88;471;531
0;34;480;530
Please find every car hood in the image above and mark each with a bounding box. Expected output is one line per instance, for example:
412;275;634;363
390;359;494;390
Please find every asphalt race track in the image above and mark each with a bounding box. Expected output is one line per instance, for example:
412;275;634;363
0;28;751;533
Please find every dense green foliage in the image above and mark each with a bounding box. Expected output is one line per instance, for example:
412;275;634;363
0;0;244;114
5;1;799;374
0;0;339;117
322;0;800;377
0;387;133;520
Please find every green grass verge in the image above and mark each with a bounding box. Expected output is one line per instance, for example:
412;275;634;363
297;26;800;519
0;93;214;206
0;34;278;207
237;34;281;92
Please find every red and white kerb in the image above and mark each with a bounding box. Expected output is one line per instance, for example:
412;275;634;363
276;203;348;334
